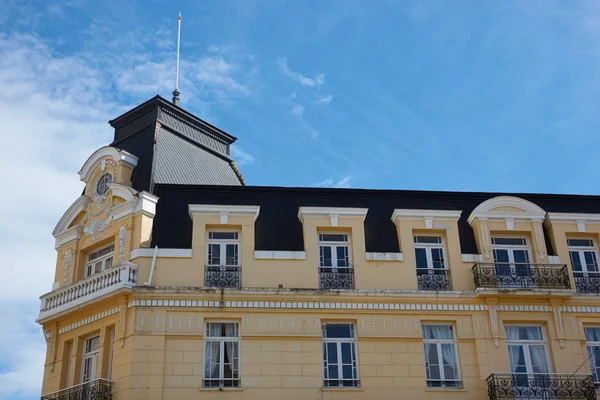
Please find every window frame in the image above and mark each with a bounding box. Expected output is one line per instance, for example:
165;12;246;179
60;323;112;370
491;236;532;264
205;230;241;269
414;234;447;271
421;323;462;389
85;245;115;278
584;327;600;389
94;172;112;196
318;232;352;271
504;324;552;377
202;321;241;389
80;335;100;384
321;322;360;388
567;238;599;275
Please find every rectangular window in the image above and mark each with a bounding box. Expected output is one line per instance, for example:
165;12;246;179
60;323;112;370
318;233;351;269
85;245;114;277
203;322;240;388
585;327;600;390
568;238;599;275
422;324;461;388
81;336;100;383
414;235;446;270
505;325;550;390
206;231;240;267
322;323;359;388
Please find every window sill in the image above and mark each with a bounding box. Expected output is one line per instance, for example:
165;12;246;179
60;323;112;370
321;387;364;392
199;387;243;392
424;387;466;392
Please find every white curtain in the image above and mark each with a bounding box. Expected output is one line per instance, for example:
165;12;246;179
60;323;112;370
224;324;237;380
508;345;521;373
529;345;549;374
441;344;457;379
423;325;452;340
207;324;222;380
585;328;600;342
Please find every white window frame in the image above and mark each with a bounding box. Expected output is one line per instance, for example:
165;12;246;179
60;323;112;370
106;328;115;381
318;232;352;272
491;236;532;264
422;323;462;388
321;323;359;388
80;335;100;384
505;325;552;378
206;230;241;268
584;327;600;389
85;245;115;278
414;235;447;270
567;238;599;275
94;172;112;196
203;322;240;389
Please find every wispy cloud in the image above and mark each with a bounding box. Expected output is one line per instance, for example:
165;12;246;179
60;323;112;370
231;145;255;166
278;57;325;87
313;175;354;188
316;94;333;104
291;104;305;118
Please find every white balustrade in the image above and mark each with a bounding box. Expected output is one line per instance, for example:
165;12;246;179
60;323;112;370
38;262;138;320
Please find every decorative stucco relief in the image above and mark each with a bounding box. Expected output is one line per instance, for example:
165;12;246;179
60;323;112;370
83;216;112;241
117;225;129;264
62;249;73;285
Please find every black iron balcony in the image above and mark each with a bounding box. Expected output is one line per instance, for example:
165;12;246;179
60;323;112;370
204;265;241;289
574;271;600;294
41;378;113;400
486;373;595;400
319;267;354;290
417;268;451;291
323;379;361;388
473;263;571;290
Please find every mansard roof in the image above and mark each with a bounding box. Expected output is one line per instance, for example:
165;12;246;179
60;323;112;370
150;184;600;255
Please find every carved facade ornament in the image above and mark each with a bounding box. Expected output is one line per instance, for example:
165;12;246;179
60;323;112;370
62;249;73;285
83;216;112;241
117;225;129;265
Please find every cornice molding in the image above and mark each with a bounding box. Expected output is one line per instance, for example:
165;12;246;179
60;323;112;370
467;196;546;226
298;207;368;227
134;191;159;218
188;204;260;224
544;212;600;232
78;146;138;182
53;196;91;237
391;209;462;228
107;183;137;202
54;226;83;249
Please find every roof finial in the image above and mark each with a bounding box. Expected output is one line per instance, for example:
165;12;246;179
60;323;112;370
172;12;183;106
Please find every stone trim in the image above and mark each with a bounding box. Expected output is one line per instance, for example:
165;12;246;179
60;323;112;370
57;307;120;334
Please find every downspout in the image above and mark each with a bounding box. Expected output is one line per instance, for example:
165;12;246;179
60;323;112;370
144;246;159;286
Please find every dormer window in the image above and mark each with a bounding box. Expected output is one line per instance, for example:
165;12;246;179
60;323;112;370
85;245;114;277
205;231;241;288
95;172;112;196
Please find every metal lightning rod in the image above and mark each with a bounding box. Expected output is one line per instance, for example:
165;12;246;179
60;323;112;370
172;12;182;106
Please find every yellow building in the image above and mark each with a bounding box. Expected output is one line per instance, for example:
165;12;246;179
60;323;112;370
38;95;600;399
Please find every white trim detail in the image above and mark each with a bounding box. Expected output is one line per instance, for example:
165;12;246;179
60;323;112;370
130;248;192;258
78;146;138;182
462;254;484;263
545;213;600;232
467;196;546;225
391;209;462;224
134;191;159;218
107;183;137;202
53;196;92;237
366;252;403;261
254;251;307;260
189;205;261;221
55;226;83;250
57;307;120;335
298;207;368;227
547;255;561;264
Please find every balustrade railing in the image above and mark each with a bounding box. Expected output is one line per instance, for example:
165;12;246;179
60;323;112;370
416;268;451;291
318;267;354;290
486;373;595;400
204;265;241;289
473;263;570;290
574;271;600;294
39;263;138;319
41;378;113;400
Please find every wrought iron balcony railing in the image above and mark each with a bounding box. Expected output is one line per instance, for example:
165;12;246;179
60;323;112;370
486;373;595;400
318;267;354;290
41;378;113;400
202;378;241;388
574;271;600;294
473;263;571;290
38;263;138;321
204;265;241;289
416;268;451;291
323;379;361;388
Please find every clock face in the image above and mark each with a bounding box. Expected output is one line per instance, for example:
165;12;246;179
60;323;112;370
95;173;112;196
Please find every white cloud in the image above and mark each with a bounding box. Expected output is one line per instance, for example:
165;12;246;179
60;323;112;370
231;145;255;166
291;104;305;118
316;94;333;104
277;57;325;87
313;175;354;188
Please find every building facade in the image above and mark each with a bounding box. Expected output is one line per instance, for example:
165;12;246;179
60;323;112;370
38;96;600;399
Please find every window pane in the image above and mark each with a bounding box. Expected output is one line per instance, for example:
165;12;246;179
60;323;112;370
584;251;598;271
568;239;594;247
319;234;348;242
324;324;354;338
513;250;530;264
493;249;510;263
415;248;428;269
341;343;352;363
104;256;113;269
423;325;453;339
431;248;445;269
208;244;220;265
342;365;353;379
427;344;439;365
492;238;527;246
225;244;238;266
414;236;442;244
336;246;349;268
209;232;238;240
585;328;600;342
328;365;339;379
570;251;583;272
327;343;338;363
320;246;332;267
506;326;543;341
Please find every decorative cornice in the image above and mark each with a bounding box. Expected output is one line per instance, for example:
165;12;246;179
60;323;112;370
298;207;368;227
468;196;546;226
78;146;138;182
57;307;120;335
188;204;260;223
544;212;600;233
391;209;462;228
107;183;137;202
54;226;83;250
134;191;159;218
53;196;91;237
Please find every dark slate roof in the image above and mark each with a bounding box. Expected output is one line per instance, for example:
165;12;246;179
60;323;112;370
108;95;244;191
154;127;243;186
150;184;600;255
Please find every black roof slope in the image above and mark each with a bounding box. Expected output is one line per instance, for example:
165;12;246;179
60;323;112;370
150;184;600;255
108;95;244;192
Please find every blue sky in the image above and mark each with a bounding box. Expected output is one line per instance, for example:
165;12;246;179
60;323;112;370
1;1;600;399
